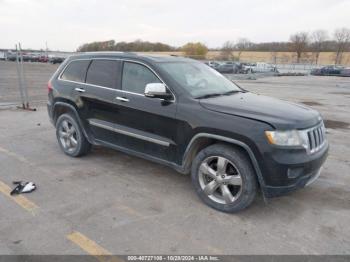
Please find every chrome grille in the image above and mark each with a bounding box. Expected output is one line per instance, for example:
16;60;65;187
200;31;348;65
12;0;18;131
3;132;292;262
306;123;326;154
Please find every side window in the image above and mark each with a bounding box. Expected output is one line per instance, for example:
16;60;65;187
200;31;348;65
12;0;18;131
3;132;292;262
86;60;120;89
61;60;90;82
122;62;161;94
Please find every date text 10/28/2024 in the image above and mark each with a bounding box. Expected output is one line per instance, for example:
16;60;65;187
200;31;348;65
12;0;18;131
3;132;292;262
127;256;220;261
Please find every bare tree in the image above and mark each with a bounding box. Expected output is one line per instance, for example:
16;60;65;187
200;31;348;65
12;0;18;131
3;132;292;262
220;41;235;60
289;32;309;63
268;42;281;64
270;51;278;64
311;30;328;64
333;27;350;64
235;38;252;61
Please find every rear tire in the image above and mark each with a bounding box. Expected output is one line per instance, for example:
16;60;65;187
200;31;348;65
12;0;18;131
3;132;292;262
191;144;257;213
56;113;91;157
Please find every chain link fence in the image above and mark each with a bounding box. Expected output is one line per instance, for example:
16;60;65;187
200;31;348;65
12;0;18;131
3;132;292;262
0;58;59;108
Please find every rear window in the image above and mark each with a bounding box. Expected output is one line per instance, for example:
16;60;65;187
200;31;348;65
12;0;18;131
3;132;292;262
86;60;120;89
60;60;90;82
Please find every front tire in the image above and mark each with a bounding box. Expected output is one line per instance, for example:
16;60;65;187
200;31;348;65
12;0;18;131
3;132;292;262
191;144;257;213
56;113;91;157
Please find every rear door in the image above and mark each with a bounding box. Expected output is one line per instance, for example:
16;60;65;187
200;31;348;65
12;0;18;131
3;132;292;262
59;59;91;101
80;59;124;140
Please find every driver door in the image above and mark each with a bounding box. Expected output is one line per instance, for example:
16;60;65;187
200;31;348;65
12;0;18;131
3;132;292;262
97;61;180;163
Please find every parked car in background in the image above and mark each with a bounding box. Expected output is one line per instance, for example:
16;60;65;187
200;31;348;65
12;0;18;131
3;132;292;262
0;51;5;61
16;53;36;62
340;68;350;77
243;62;278;73
204;61;220;70
310;65;345;76
27;53;40;62
49;56;65;64
21;53;32;62
6;52;47;62
6;52;17;61
38;56;49;63
216;61;240;74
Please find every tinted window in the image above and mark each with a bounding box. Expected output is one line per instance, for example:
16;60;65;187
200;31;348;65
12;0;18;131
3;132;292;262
61;60;90;82
122;62;160;94
86;60;120;88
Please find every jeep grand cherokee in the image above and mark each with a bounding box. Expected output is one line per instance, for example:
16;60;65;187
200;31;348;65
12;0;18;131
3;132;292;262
47;52;329;212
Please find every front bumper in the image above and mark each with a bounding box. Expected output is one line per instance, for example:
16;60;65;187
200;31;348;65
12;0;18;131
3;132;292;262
261;141;329;198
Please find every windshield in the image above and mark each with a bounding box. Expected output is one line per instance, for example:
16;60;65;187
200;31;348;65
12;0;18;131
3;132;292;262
159;62;241;98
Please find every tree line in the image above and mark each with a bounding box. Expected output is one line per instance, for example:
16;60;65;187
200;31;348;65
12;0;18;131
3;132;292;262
77;40;209;59
77;40;175;52
219;28;350;64
77;27;350;64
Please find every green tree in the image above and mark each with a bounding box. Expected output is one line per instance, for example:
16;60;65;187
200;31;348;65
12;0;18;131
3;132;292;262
181;42;208;59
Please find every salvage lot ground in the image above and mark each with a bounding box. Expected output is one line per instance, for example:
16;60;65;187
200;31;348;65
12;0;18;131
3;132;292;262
0;61;350;255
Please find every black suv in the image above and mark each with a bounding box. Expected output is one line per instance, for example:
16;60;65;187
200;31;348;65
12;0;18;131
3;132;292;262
47;52;329;212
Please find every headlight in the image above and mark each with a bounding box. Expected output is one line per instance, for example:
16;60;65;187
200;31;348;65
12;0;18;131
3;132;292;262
265;130;306;146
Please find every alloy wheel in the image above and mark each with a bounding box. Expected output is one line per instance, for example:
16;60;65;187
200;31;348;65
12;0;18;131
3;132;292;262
58;119;78;153
198;156;243;204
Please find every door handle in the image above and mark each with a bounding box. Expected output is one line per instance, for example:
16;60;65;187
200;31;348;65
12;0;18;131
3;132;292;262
75;87;86;93
116;96;129;102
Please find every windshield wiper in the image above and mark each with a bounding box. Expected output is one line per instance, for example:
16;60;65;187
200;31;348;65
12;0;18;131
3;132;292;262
195;93;224;99
222;90;242;95
195;90;242;99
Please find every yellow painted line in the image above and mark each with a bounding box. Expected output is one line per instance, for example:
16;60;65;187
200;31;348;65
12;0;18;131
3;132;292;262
0;145;56;179
0;145;51;174
115;203;144;218
67;231;123;262
114;204;222;254
0;146;33;166
0;180;39;214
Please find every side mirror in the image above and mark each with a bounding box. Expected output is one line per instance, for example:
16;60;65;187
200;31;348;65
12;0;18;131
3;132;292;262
144;83;173;100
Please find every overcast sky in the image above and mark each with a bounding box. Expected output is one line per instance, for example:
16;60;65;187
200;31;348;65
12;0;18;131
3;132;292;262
1;0;349;51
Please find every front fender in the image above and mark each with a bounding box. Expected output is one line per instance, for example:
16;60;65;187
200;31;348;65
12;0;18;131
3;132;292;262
181;133;266;194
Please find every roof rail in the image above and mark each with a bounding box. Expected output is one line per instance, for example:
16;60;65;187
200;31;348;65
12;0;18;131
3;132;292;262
80;51;138;56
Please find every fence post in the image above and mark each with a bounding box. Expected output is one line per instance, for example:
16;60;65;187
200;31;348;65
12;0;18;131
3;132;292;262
15;42;36;111
15;44;26;108
19;43;30;108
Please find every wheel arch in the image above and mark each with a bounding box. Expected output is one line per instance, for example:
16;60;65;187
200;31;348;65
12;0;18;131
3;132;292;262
182;133;266;192
52;99;78;123
52;101;91;143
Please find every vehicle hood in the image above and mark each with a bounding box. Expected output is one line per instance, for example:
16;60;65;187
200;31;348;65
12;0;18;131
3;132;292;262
199;92;321;129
